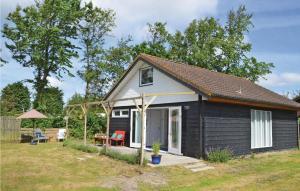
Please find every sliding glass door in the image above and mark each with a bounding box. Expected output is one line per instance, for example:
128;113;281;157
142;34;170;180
130;109;142;147
168;107;182;154
130;107;182;155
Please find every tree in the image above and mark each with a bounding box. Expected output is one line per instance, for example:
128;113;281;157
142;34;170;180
67;93;85;105
133;22;170;58
99;37;134;93
2;0;81;108
33;87;64;116
132;6;273;82
0;82;30;116
0;49;7;66
170;6;273;81
78;1;115;99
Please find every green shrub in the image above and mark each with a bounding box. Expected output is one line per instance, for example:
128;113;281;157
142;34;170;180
21;116;65;129
152;142;160;155
67;113;106;139
207;148;232;163
100;148;148;165
63;139;99;153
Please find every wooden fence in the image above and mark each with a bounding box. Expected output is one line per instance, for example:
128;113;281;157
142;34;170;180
0;115;61;143
0;116;21;142
21;128;59;142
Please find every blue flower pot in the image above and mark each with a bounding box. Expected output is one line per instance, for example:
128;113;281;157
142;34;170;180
151;155;162;164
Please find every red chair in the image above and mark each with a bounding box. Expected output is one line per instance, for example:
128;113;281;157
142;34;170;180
109;130;126;146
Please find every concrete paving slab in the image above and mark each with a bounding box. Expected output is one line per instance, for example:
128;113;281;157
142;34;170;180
96;145;204;167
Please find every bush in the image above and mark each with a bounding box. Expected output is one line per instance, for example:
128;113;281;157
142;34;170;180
21;116;65;129
63;139;99;153
100;148;148;165
152;142;160;155
207;148;232;163
67;113;106;139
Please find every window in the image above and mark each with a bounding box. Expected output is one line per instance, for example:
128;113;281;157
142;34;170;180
140;67;153;86
251;110;272;149
112;109;129;118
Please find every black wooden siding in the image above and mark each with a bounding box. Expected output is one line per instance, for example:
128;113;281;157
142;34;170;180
202;101;298;156
180;101;200;157
109;101;201;157
109;100;298;158
272;110;298;150
110;111;131;146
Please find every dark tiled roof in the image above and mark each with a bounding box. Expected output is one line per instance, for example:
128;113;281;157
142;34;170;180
140;54;300;109
106;53;300;110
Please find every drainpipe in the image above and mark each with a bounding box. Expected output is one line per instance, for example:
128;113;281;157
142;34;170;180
297;117;300;150
199;95;206;159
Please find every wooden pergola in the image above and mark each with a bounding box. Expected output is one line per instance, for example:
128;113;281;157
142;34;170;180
65;91;195;165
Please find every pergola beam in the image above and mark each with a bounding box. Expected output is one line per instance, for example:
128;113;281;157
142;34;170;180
144;91;195;97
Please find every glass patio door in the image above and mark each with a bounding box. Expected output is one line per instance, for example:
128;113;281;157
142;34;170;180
130;109;142;147
168;107;182;154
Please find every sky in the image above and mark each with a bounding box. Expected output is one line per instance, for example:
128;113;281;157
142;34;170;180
0;0;300;102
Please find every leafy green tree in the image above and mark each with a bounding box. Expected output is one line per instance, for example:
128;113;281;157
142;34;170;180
294;95;300;102
2;0;82;108
0;82;30;116
100;37;134;91
78;1;115;99
170;6;273;81
0;49;7;66
132;6;273;82
67;93;85;105
33;87;64;116
133;22;170;58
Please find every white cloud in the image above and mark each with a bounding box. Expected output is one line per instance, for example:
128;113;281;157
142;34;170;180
258;72;300;87
86;0;218;41
47;76;63;88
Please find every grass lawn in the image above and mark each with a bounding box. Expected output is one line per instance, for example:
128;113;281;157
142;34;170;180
1;142;300;191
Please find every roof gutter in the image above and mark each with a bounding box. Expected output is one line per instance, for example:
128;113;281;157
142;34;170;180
208;96;300;111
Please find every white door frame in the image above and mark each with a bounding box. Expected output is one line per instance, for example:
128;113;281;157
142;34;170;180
168;106;182;155
130;106;182;155
130;109;146;148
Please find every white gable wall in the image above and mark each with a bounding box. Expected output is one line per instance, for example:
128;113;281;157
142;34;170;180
109;61;199;107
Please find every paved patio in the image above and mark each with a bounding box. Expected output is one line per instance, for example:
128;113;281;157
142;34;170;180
98;146;202;167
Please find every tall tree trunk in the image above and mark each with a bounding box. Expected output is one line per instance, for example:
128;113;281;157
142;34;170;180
84;43;91;101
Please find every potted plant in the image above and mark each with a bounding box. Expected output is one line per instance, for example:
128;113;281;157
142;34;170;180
151;142;162;164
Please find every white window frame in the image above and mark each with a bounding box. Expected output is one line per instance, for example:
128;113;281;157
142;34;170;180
251;109;272;149
112;109;129;118
139;67;153;86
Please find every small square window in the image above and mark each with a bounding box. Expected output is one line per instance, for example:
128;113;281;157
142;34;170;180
112;109;129;118
121;110;129;116
140;67;153;86
114;111;120;116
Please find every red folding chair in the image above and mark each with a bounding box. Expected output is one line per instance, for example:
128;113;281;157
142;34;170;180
109;130;126;146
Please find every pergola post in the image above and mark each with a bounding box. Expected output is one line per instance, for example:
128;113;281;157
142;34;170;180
139;94;157;166
102;102;113;152
80;103;88;145
140;93;146;165
65;107;76;139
